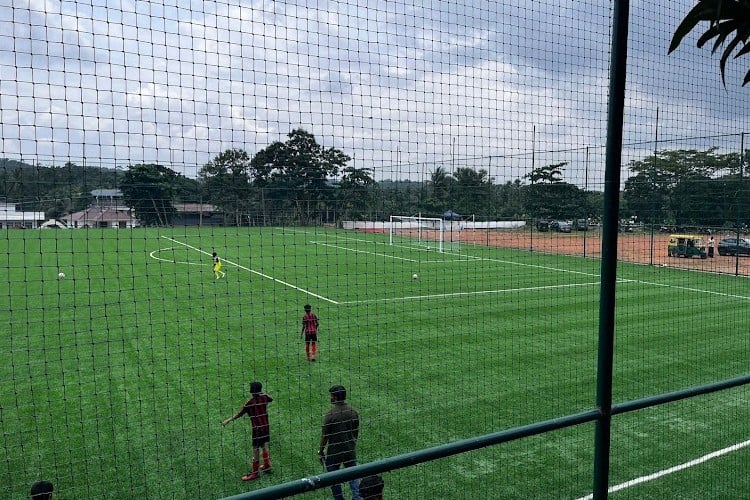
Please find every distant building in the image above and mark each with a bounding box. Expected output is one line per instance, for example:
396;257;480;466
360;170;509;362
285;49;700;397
64;189;139;228
173;203;224;226
63;191;222;228
0;203;46;229
91;189;125;208
64;207;139;228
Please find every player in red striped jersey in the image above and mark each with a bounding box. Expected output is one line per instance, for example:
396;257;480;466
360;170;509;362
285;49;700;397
222;381;273;480
302;304;319;361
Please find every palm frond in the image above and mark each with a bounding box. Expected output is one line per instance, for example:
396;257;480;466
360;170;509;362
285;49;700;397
670;0;750;86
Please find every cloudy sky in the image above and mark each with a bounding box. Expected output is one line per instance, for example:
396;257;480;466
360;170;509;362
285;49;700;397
1;0;748;185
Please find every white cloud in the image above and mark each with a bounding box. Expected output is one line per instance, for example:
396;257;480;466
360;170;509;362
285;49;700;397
0;0;748;184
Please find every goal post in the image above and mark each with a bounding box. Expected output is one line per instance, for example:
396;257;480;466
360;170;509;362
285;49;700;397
388;215;461;253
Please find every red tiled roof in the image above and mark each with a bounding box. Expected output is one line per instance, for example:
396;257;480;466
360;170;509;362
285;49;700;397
65;207;137;223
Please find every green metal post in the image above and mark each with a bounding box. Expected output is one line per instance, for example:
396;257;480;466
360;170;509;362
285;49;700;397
593;0;630;498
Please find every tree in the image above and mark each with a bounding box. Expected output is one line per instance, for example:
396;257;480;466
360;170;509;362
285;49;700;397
120;164;178;226
495;179;526;219
452;167;494;217
669;0;750;86
524;162;566;184
337;166;377;219
425;166;455;214
251;129;350;224
623;168;672;224
623;148;737;226
376;180;423;219
200;148;253;226
522;162;585;220
524;182;587;220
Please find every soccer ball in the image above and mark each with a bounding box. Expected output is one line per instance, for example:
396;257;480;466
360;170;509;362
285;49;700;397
412;273;418;280
57;272;65;280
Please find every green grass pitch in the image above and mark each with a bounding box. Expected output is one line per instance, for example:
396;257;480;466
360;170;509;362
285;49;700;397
2;227;750;499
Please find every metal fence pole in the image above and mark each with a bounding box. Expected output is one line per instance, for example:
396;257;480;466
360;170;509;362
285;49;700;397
593;0;630;498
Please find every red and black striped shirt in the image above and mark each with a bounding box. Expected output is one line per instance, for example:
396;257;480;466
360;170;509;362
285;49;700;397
302;312;319;334
239;393;273;437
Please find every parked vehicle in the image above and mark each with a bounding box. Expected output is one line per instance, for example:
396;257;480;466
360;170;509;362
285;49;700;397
667;234;707;259
536;219;550;232
550;220;572;232
717;237;750;256
574;219;589;231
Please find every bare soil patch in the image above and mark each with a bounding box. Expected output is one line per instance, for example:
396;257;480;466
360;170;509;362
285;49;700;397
460;229;750;276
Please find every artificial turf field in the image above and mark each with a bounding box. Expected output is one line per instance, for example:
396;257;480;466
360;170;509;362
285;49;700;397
2;226;750;499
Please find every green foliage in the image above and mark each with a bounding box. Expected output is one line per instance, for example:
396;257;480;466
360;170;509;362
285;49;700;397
337;166;377;219
669;0;750;86
524;162;567;184
424;166;454;213
0;160;116;213
623;148;748;227
524;182;588;220
451;167;495;217
199;148;254;226
120;164;180;226
251;129;351;224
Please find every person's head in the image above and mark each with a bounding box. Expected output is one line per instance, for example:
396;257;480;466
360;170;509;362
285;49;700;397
304;304;312;312
359;474;384;499
212;252;217;257
329;385;347;403
30;480;53;500
250;381;262;395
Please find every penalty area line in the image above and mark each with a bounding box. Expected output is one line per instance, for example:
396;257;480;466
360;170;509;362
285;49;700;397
161;236;339;304
575;438;750;500
338;281;602;305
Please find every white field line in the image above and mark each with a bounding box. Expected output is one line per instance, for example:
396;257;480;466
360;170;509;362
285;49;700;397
337;281;602;305
310;241;480;263
310;241;420;262
297;231;750;304
288;230;750;297
300;229;601;276
161;236;339;305
284;228;484;261
177;229;750;304
575;438;750;500
618;277;750;302
148;247;204;266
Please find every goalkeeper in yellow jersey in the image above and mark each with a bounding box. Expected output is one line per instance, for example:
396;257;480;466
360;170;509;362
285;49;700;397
212;252;226;279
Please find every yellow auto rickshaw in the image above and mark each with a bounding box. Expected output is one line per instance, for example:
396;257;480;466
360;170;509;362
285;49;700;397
667;234;707;259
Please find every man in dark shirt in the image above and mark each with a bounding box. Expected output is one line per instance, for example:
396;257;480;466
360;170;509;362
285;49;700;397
359;474;384;499
222;381;273;480
319;385;361;500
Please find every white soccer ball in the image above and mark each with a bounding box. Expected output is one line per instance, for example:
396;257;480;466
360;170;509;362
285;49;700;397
412;273;418;280
57;272;65;280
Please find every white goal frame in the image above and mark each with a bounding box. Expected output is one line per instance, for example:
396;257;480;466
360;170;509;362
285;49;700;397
389;215;453;253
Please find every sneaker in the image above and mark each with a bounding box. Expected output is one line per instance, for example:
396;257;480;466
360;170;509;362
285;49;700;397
259;464;271;472
242;472;261;481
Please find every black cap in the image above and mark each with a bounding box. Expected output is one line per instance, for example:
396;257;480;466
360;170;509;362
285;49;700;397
30;480;54;499
329;385;346;401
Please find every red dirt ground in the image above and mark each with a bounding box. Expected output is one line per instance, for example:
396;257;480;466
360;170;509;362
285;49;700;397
461;229;750;276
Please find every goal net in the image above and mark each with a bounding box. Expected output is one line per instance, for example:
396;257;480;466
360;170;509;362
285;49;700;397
388;215;461;253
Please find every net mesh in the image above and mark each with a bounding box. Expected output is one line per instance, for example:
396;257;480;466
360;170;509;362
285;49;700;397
2;1;750;499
